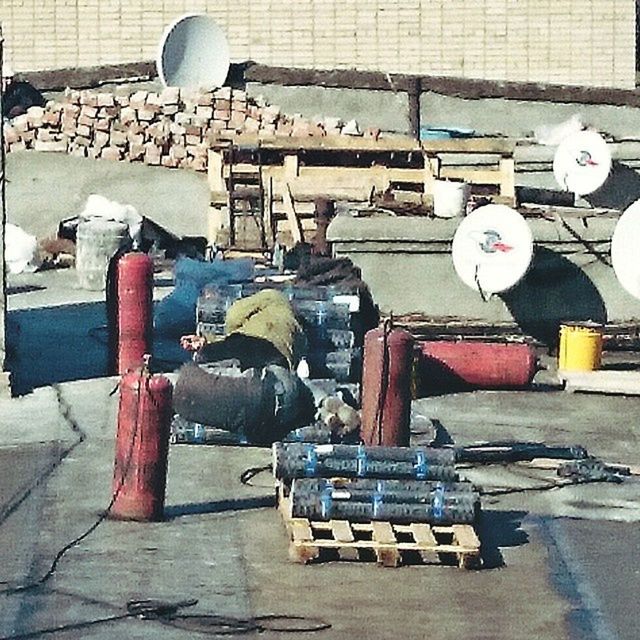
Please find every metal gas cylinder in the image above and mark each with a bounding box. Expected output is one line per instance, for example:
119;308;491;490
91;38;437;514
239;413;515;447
107;252;154;375
361;322;414;447
110;362;172;521
418;340;537;392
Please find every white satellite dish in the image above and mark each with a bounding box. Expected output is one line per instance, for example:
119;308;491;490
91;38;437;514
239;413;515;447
451;204;534;296
157;13;230;89
611;199;640;300
553;130;611;196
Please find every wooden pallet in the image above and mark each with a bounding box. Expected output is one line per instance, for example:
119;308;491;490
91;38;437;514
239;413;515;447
278;491;481;569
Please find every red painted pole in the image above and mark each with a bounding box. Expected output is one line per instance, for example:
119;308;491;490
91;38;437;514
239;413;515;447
110;362;172;521
108;252;153;375
360;321;414;447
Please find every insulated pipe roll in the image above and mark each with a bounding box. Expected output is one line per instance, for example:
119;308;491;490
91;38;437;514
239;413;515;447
275;442;455;465
290;487;478;525
273;443;457;482
292;478;476;505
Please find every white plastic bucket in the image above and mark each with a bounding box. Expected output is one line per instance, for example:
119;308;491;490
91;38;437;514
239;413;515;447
433;180;470;218
76;219;130;291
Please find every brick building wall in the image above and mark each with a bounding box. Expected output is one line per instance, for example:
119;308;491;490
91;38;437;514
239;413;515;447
0;1;636;89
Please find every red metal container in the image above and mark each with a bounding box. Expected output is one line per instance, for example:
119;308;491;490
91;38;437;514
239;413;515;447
108;252;154;375
418;340;537;393
361;324;414;447
110;366;172;521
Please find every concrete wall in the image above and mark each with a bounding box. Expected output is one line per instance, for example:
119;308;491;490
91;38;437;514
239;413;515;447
0;0;636;89
327;215;640;342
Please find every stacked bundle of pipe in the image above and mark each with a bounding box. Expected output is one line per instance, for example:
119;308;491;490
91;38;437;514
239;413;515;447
289;478;479;525
273;442;457;482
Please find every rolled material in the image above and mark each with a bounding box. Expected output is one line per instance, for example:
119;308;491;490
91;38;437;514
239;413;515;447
174;363;314;445
290;480;478;525
292;477;476;504
273;442;457;482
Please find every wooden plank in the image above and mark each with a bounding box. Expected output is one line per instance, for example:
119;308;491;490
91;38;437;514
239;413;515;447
410;523;439;563
499;157;516;199
371;522;400;567
451;524;481;552
289;519;320;564
283;154;299;179
424;154;439;192
207;150;225;192
260;135;420;153
332;520;359;561
276;218;317;232
422;138;516;155
410;523;438;547
331;520;355;543
206;205;228;247
282;183;304;245
439;167;504;185
245;64;640;110
560;370;640;396
451;525;481;569
263;175;274;246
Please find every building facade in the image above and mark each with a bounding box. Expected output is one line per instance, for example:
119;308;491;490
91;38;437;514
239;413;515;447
0;1;636;90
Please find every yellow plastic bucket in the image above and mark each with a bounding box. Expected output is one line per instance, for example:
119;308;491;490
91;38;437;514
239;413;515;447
558;322;603;372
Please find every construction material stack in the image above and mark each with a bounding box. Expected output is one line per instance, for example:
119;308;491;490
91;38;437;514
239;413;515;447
273;442;482;568
197;283;363;381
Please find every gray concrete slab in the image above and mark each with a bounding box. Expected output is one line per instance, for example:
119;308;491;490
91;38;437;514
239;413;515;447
5;151;209;240
2;260;640;640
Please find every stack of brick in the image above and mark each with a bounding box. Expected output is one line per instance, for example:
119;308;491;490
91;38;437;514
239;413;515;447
2;86;352;173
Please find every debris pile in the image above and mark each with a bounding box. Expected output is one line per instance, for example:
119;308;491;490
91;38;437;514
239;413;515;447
2;86;358;171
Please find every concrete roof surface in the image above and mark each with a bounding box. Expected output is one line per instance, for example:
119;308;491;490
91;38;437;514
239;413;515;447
1;268;639;639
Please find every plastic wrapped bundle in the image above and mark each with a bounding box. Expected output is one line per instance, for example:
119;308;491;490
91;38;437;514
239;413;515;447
290;479;478;524
273;442;457;482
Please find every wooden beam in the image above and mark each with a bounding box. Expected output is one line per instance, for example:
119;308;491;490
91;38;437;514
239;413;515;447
499;157;516;199
207;150;226;193
440;167;505;184
407;77;421;140
282;184;304;245
422;138;516;154
245;63;640;109
259;135;419;153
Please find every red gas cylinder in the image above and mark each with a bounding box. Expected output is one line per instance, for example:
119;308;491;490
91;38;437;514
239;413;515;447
418;340;537;393
110;363;172;521
108;252;154;375
361;322;414;447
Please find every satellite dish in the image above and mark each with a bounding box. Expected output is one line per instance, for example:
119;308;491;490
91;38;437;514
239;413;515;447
451;204;534;295
553;130;611;196
157;13;230;89
611;199;640;299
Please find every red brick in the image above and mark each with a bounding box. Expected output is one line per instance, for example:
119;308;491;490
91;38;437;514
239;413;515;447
101;146;123;161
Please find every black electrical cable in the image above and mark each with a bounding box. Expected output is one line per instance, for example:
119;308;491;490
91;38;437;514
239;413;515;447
481;477;602;497
239;464;272;486
0;603;331;640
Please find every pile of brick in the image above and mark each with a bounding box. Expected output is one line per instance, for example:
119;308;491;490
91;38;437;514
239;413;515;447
2;86;352;172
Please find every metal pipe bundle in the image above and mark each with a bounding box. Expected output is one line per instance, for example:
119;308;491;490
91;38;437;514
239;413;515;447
290;478;478;525
273;442;458;482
